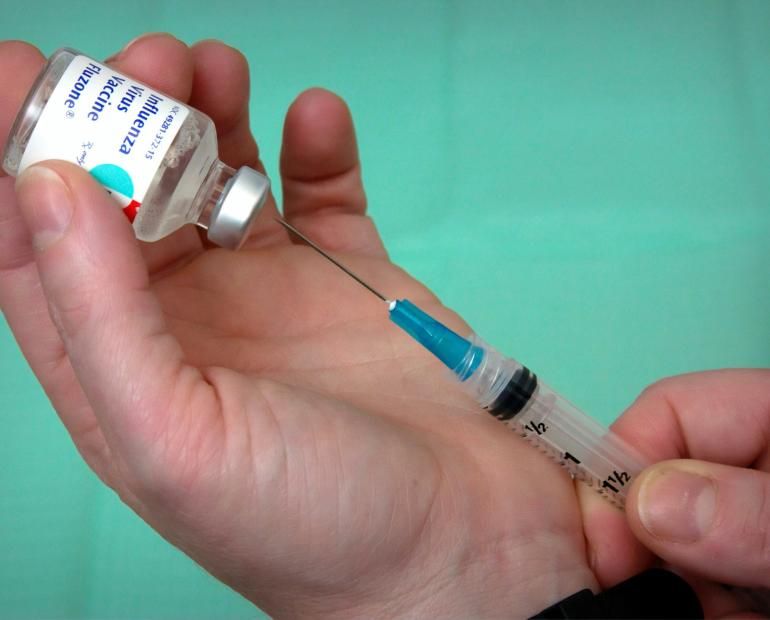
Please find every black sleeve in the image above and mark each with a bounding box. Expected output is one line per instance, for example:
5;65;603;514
529;568;703;619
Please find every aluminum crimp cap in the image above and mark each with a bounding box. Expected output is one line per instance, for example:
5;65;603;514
207;166;270;249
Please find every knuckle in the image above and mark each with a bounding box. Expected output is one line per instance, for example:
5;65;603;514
637;377;677;404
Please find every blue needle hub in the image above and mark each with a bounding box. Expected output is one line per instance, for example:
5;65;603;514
388;299;483;380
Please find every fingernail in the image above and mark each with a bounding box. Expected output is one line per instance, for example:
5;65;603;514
16;166;73;251
637;466;716;543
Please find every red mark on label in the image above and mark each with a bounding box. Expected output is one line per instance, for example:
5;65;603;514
123;199;141;223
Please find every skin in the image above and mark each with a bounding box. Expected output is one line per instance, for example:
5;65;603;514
580;370;770;618
0;34;767;618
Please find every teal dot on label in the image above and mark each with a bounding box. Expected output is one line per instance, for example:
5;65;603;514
89;163;134;198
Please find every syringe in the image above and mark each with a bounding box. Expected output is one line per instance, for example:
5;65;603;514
277;219;649;508
388;299;649;507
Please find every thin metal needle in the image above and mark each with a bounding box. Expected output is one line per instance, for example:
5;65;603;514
275;218;389;302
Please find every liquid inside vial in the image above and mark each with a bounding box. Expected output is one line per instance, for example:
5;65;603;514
133;111;218;241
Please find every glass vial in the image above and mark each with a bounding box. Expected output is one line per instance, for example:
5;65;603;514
2;48;270;249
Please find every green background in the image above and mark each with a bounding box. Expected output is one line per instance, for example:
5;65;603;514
1;1;769;618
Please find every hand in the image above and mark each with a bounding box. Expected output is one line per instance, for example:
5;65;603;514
584;370;770;618
1;34;623;618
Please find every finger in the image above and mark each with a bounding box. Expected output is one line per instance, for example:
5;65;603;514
0;40;43;267
15;161;218;485
281;88;366;215
0;41;44;174
611;369;770;467
280;88;385;257
188;40;257;169
575;482;654;588
0;175;116;484
188;39;285;248
109;33;194;101
626;459;770;588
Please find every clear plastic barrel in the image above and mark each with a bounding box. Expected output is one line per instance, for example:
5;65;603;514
457;335;649;508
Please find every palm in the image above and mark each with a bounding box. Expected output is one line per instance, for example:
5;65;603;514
148;241;592;616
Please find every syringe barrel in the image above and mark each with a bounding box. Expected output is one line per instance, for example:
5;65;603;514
456;336;649;507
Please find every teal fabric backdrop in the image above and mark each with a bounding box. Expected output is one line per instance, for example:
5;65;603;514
1;1;768;618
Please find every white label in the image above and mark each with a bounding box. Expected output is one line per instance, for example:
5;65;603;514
19;55;189;222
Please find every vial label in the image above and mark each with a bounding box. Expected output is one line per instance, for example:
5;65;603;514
19;55;189;221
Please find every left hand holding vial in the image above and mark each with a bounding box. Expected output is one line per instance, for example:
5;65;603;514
1;34;652;618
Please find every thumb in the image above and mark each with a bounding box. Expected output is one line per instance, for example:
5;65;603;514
15;161;215;478
626;459;770;588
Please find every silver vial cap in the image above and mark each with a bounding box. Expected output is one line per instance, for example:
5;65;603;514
207;166;270;249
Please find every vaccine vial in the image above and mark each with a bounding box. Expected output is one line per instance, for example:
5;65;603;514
2;48;270;249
